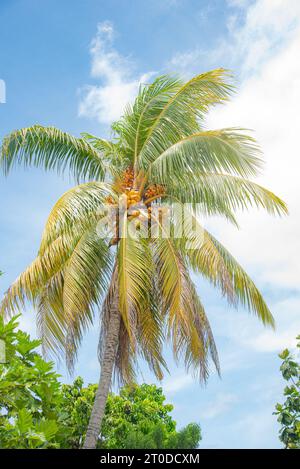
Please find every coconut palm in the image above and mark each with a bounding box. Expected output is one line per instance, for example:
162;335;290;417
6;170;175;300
0;69;287;448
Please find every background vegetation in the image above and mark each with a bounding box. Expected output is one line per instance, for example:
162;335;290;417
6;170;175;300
274;337;300;449
0;315;201;449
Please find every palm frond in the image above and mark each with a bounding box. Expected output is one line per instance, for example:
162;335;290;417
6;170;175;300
165;172;288;217
117;216;154;341
138;69;234;168
36;271;67;361
177;211;275;327
152;230;218;381
100;262;167;384
0;232;81;317
0;125;105;181
150;128;263;181
62;228;112;370
136;278;168;381
39;182;115;252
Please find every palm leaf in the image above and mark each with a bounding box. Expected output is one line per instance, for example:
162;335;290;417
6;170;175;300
165;172;287;217
0;125;105;181
138;69;234;168
150;128;263;181
62;228;112;369
178;211;275;327
39;181;115;252
117;216;154;341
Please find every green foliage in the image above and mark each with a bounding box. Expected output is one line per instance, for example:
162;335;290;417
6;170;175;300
58;380;202;449
0;316;201;449
100;383;201;449
58;377;97;448
0;315;62;448
274;336;300;449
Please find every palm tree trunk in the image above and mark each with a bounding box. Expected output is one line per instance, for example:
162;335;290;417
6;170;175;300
83;272;121;449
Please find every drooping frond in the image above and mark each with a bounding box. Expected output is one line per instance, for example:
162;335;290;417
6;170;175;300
0;125;105;181
0;232;82;317
99;264;167;384
150;128;263;181
199;232;275;327
137;69;234;169
177;261;220;380
62;228;112;370
37;271;66;361
117;216;154;340
135;278;168;381
1;226;112;370
177;210;275;327
40;181;115;252
151;231;219;381
165;172;288;217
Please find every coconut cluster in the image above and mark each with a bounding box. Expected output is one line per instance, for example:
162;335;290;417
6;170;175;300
144;184;165;201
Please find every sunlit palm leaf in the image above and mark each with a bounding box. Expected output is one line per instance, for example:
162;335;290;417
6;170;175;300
138;69;234;168
63;228;112;369
117;216;154;341
40;181;115;251
0;125;105;181
178;210;275;327
165;172;288;217
150;128;263;181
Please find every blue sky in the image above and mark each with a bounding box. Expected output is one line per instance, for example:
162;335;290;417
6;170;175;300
1;0;300;449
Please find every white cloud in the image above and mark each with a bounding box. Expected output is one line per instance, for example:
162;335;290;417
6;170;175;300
206;16;300;291
212;296;300;356
168;0;300;359
163;373;193;393
200;392;238;419
78;21;155;125
168;0;300;77
227;0;250;7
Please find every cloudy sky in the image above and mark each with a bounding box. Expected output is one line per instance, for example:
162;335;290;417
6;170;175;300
1;0;300;448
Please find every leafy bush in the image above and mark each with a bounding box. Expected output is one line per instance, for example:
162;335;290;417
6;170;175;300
0;315;62;448
100;383;201;449
274;336;300;449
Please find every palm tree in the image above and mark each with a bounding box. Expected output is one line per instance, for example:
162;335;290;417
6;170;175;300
0;69;287;449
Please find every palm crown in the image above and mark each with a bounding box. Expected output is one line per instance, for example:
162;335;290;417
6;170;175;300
0;69;287;384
